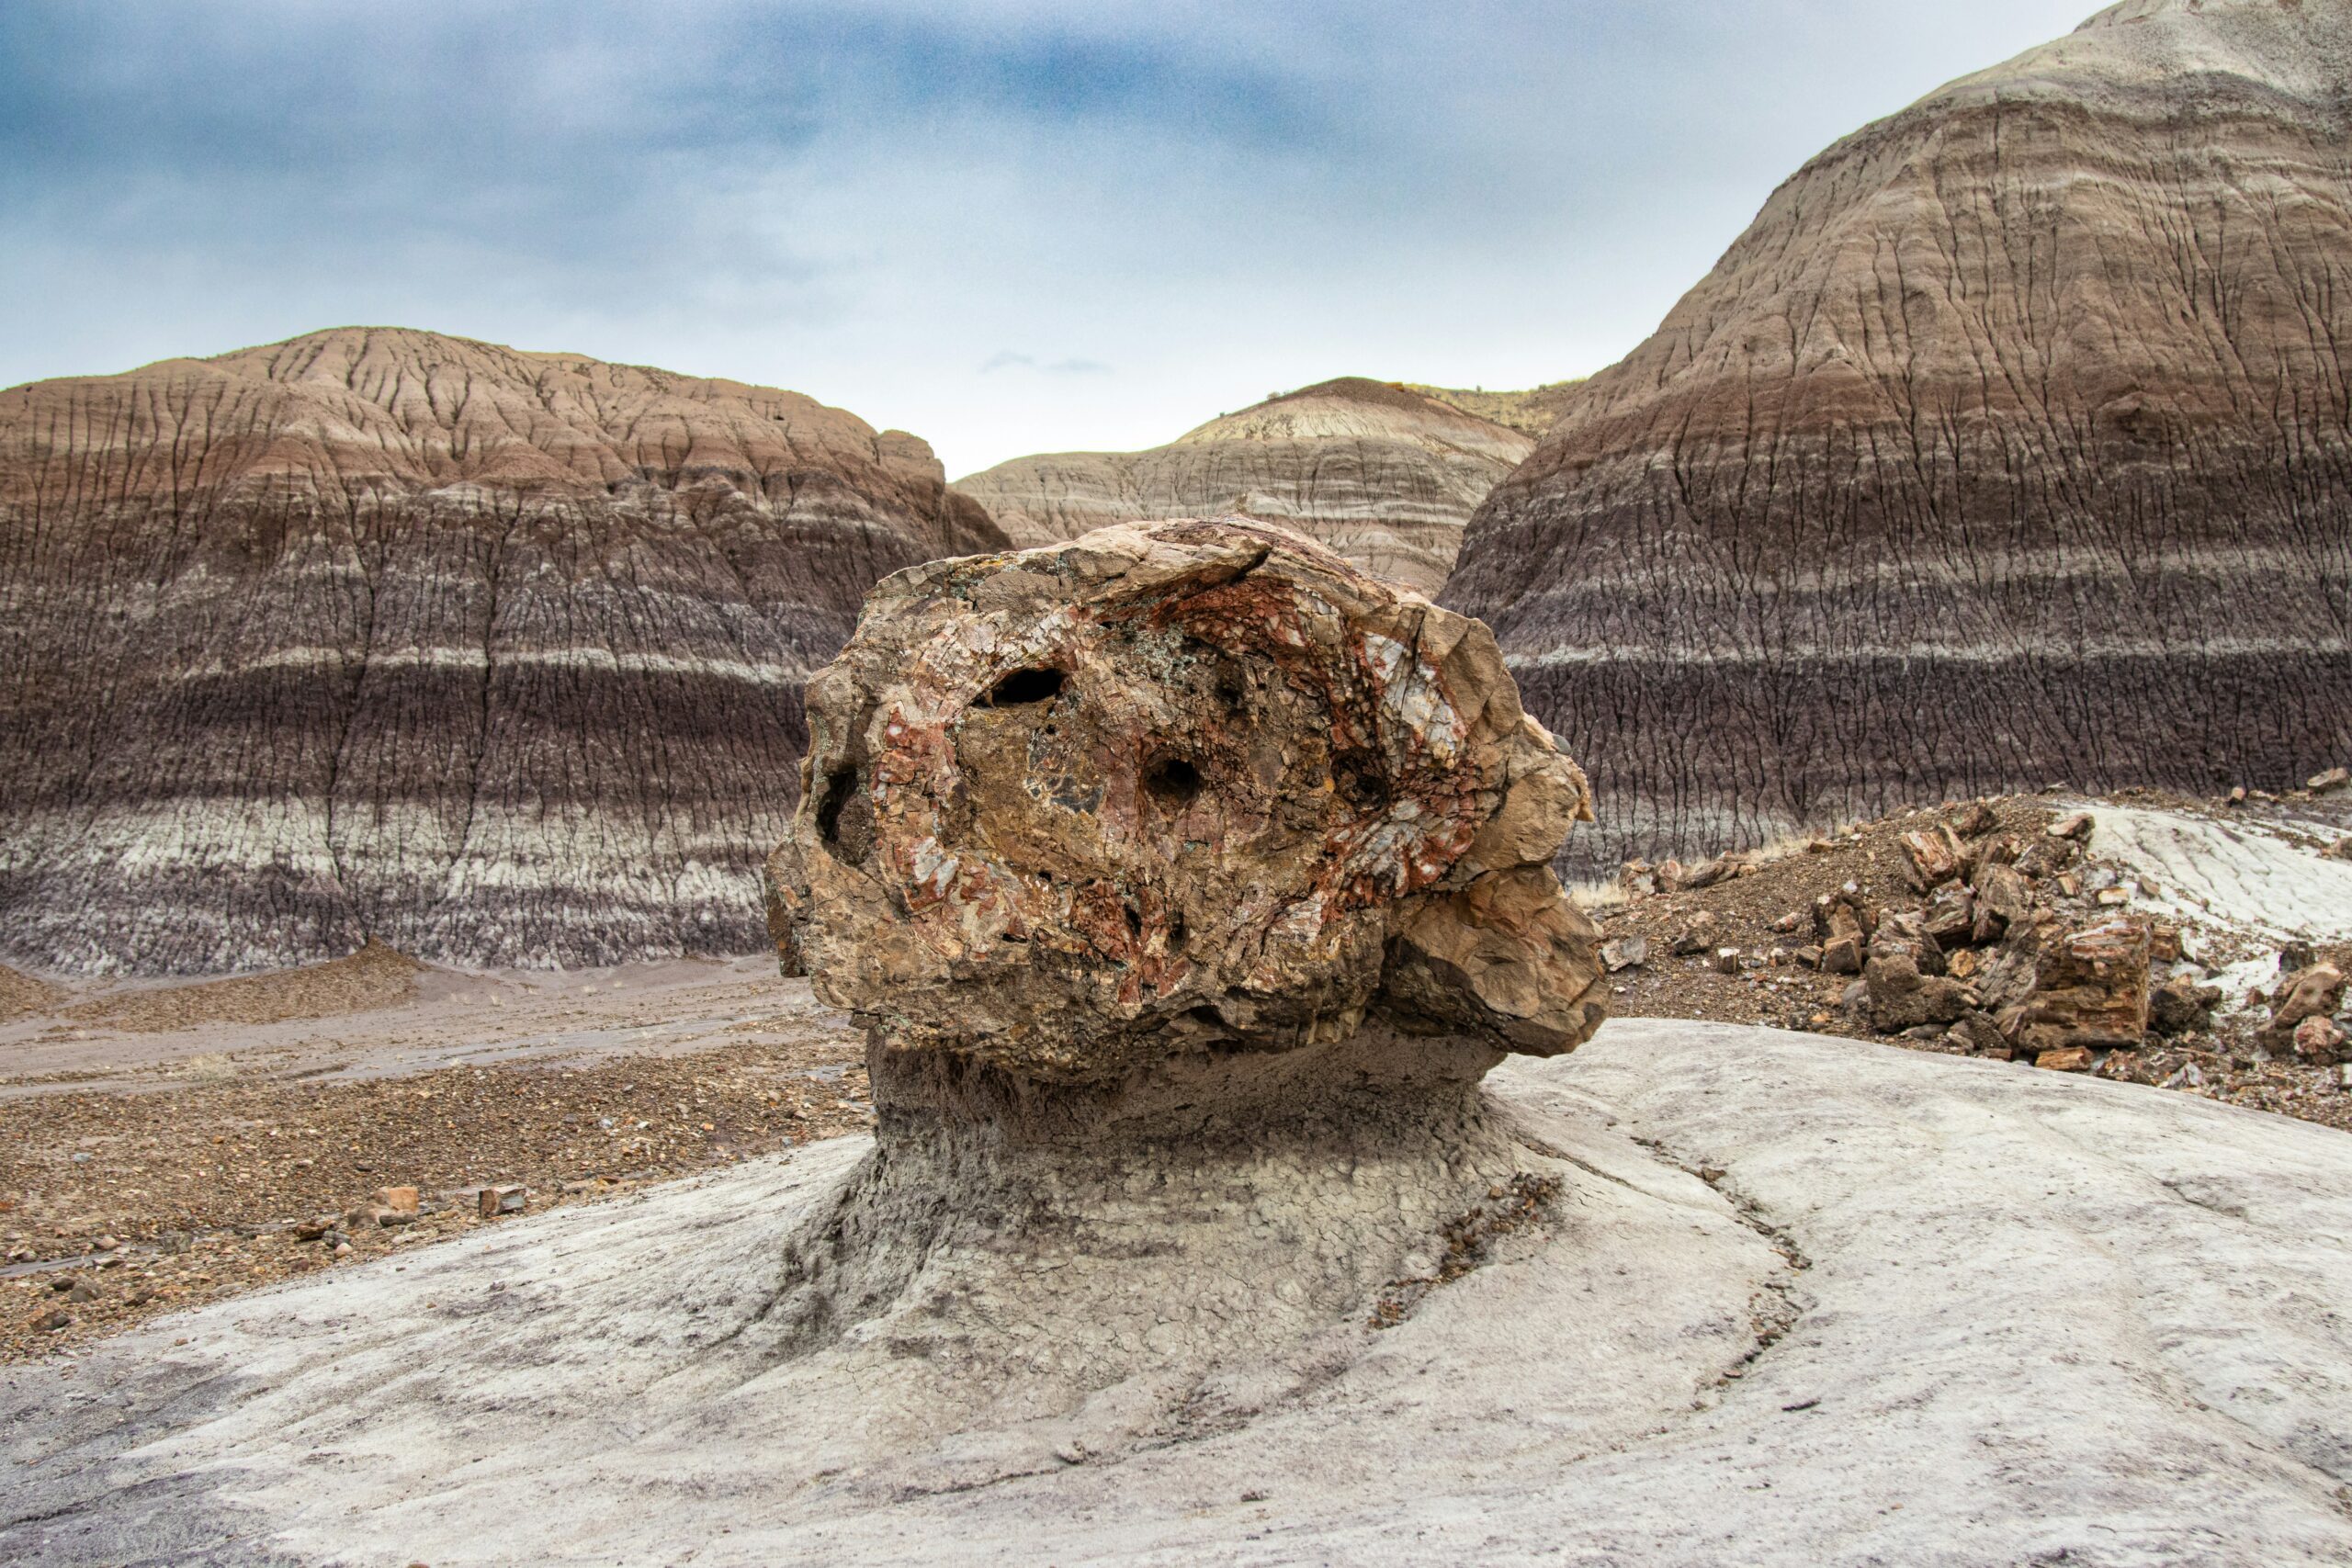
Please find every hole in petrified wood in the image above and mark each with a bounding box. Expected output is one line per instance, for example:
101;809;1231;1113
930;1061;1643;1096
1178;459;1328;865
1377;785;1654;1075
984;667;1067;706
1145;756;1204;806
816;766;875;864
1332;750;1389;810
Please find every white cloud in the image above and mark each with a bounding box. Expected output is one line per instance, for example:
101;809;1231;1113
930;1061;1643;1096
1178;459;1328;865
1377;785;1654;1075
0;0;2098;475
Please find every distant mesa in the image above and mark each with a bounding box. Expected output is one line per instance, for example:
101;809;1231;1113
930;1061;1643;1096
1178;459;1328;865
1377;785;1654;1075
956;375;1577;594
0;326;1007;975
1445;0;2352;877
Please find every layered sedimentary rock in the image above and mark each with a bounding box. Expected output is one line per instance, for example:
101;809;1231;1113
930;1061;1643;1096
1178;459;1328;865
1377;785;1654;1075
1446;0;2352;876
955;378;1534;593
0;327;1005;973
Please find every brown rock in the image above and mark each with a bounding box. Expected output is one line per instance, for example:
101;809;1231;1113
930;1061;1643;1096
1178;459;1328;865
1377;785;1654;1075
1862;945;1974;1033
1951;801;2000;839
2264;964;2348;1047
1901;827;1966;891
1671;911;1721;958
1922;888;1975;949
2149;976;2222;1038
1600;935;1650;973
2291;1016;2348;1065
2323;837;2352;863
1981;917;2152;1054
1813;894;1866;945
372;1186;420;1215
2048;814;2096;843
1678;855;1747;892
763;840;810;979
786;517;1605;1081
479;1185;527;1218
1712;947;1743;976
2309;767;2349;795
758;518;1612;1392
2036;1048;2096;1074
1822;933;1866;976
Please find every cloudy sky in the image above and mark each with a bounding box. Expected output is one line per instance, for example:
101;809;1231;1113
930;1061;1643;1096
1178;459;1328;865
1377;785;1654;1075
2;0;2096;476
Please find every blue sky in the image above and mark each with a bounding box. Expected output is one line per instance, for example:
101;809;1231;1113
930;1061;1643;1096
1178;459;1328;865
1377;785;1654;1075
1;0;2096;475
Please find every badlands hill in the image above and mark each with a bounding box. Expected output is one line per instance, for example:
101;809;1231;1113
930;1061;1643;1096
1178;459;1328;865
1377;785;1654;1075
954;377;1538;592
1444;0;2352;876
0;327;1006;974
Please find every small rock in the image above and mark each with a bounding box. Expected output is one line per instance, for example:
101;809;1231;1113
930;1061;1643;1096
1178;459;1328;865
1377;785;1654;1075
2323;837;2352;863
1600;935;1650;973
479;1185;527;1218
1863;947;1974;1032
2291;1015;2348;1066
1793;945;1825;971
1679;855;1746;891
2149;976;2222;1037
2226;786;2248;806
93;1235;119;1252
1670;912;1720;958
1952;800;2000;838
1948;1010;2006;1055
1713;947;1743;976
2036;1047;2096;1073
1900;826;1966;891
1822;933;1865;976
2048;813;2095;841
1770;911;1804;935
2264;964;2346;1048
372;1186;421;1215
2308;767;2349;795
33;1308;72;1332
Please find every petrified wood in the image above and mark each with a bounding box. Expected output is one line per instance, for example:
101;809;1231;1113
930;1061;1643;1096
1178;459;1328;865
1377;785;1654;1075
762;517;1605;1402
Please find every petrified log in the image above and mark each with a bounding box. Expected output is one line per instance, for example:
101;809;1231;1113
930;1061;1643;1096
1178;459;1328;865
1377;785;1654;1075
763;517;1605;1404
